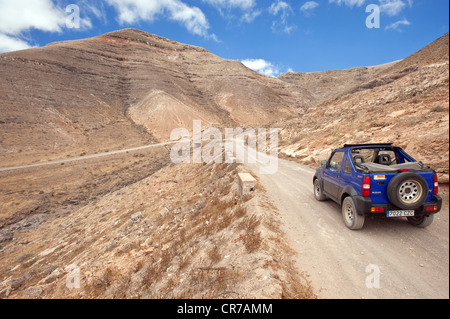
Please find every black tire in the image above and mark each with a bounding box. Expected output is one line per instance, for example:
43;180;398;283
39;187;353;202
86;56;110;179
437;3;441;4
387;172;429;210
342;197;365;230
407;215;434;228
314;178;327;201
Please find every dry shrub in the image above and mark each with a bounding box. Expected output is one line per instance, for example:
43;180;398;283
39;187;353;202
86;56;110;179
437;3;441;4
215;210;234;232
217;182;232;197
241;193;253;202
98;267;119;286
115;241;140;256
86;266;122;297
239;214;260;232
281;269;316;299
239;214;262;253
244;231;261;253
133;259;146;273
206;197;236;213
141;258;159;289
208;245;221;265
179;246;198;271
112;274;132;299
430;105;445;112
198;196;239;238
140;245;177;291
183;267;237;298
233;206;247;219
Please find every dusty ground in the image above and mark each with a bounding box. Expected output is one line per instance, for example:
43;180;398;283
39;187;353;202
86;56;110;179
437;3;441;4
0;145;170;230
0;160;314;299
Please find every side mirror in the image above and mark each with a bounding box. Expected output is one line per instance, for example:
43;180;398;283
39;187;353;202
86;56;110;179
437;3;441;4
321;160;327;168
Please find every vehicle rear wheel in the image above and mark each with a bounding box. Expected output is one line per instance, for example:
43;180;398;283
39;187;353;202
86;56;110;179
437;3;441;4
387;172;429;210
407;215;434;228
342;197;365;230
314;179;327;201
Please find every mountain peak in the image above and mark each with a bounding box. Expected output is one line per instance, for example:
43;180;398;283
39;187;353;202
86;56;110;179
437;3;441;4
98;28;207;53
103;28;162;41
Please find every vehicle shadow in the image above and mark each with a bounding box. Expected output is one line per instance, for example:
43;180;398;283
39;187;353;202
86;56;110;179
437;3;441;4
363;215;420;231
319;198;433;234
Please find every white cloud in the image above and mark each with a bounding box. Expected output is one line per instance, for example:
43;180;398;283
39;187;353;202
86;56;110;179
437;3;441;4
301;1;319;13
0;0;97;53
202;0;255;10
385;18;410;31
203;0;260;23
0;0;69;52
202;0;262;23
241;58;281;77
328;0;412;19
329;0;412;15
328;0;366;8
269;1;296;34
106;0;216;39
80;0;108;24
0;0;65;35
379;0;407;16
170;2;210;36
0;33;34;53
242;10;262;23
269;1;291;17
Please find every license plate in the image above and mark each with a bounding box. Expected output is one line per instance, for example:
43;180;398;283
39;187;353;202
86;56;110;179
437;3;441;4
387;210;415;217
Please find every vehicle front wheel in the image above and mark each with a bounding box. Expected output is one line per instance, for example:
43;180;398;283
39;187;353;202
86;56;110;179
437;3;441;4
407;215;434;228
342;197;365;230
314;179;327;201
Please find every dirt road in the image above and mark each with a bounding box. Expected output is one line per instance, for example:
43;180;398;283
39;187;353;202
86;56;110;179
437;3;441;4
242;147;449;299
0;141;176;172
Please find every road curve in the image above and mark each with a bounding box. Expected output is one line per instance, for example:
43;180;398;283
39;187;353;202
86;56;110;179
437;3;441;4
243;151;449;299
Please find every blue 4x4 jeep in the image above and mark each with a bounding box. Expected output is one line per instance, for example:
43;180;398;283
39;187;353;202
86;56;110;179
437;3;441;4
313;143;442;230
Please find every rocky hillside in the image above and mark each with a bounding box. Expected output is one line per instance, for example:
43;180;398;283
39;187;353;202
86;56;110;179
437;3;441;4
2;28;446;179
278;60;398;107
278;33;449;183
0;162;314;299
0;29;304;168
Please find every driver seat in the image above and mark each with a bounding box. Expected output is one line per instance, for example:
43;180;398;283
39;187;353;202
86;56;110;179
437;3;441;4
379;154;392;165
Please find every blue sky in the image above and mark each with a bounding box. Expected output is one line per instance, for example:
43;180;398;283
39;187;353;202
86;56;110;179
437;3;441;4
0;0;448;75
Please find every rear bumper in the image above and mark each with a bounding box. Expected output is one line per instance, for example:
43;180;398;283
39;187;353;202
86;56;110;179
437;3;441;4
353;195;442;217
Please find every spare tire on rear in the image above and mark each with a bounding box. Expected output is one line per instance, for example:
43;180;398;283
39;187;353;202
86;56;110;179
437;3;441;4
387;172;429;210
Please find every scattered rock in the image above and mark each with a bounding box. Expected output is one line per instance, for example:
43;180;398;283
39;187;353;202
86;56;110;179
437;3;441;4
131;212;144;222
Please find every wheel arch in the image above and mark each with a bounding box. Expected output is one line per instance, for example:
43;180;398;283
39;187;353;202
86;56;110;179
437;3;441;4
313;172;323;186
340;186;359;205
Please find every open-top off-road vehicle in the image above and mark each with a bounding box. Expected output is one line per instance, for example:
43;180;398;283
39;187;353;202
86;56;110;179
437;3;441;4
314;143;442;230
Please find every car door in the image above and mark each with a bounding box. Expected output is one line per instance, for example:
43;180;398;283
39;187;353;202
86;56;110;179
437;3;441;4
323;151;345;200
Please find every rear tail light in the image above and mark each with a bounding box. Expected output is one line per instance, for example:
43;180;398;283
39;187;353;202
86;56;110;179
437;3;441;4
433;174;439;195
362;176;371;197
425;206;439;212
371;207;385;213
